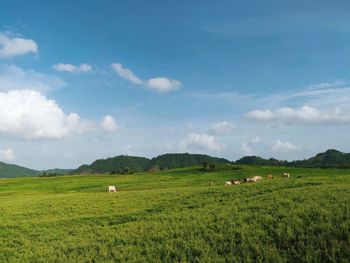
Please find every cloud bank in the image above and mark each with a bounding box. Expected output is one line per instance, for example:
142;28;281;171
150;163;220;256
246;105;350;125
0;89;116;140
53;63;93;73
0;33;38;59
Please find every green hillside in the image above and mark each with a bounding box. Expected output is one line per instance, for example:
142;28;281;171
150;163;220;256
0;161;39;178
149;153;230;170
290;149;350;168
74;155;151;174
1;165;349;262
235;149;350;168
73;153;230;174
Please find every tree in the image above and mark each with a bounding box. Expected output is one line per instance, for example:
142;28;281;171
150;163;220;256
203;162;208;170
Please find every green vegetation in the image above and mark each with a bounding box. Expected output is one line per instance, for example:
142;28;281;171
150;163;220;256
235;149;350;168
0;161;39;178
73;153;230;174
0;165;349;262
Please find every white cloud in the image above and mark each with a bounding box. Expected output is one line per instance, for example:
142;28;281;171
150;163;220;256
0;33;38;59
0;65;65;93
0;89;94;139
240;136;261;155
111;63;143;85
101;115;118;132
53;63;92;73
250;136;261;144
272;140;299;153
0;148;15;161
181;133;222;152
147;77;182;93
246;105;350;125
111;63;181;93
210;121;235;135
240;143;252;155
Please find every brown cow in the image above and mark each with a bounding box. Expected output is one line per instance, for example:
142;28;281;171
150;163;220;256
281;172;290;178
267;174;274;179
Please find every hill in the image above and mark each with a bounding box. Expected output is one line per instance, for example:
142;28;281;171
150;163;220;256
149;153;230;170
235;156;286;166
0;161;39;178
289;149;350;168
73;155;150;174
235;149;350;168
73;153;230;174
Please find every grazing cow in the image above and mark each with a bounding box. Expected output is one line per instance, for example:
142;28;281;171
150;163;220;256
107;185;117;192
281;172;290;178
225;181;232;186
232;180;241;185
267;174;274;179
246;176;263;182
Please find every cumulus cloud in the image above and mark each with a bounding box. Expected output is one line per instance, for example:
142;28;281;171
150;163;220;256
111;63;143;85
53;63;93;73
0;148;15;161
111;63;182;93
0;65;65;93
101;115;118;132
272;140;299;153
0;89;95;139
147;77;182;93
246;105;350;125
0;33;38;59
210;121;235;135
181;133;222;152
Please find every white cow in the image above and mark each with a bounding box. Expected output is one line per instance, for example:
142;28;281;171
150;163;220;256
225;181;232;186
246;176;263;182
232;180;241;185
281;172;290;178
107;185;117;192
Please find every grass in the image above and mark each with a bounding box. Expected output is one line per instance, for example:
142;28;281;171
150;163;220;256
0;164;349;262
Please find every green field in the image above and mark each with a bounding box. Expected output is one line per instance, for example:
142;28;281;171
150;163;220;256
0;165;349;262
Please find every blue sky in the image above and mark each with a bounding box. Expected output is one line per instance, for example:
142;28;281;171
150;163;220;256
1;0;350;169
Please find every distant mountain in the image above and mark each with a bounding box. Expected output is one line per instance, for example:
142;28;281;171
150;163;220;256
0;161;39;178
235;156;286;166
73;153;231;174
149;153;230;170
73;155;151;174
235;149;350;168
40;168;74;176
289;149;350;168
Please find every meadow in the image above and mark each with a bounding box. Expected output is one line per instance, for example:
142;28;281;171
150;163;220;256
0;165;349;262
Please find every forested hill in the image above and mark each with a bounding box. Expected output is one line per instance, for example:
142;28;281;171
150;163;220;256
73;155;150;174
73;153;231;174
235;149;350;168
0;161;39;178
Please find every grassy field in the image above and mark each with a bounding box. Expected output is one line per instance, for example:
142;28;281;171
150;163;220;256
0;165;349;262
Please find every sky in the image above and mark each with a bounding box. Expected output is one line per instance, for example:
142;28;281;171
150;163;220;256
1;0;350;169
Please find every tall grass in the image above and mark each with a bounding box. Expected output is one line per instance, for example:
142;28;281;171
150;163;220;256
0;165;349;262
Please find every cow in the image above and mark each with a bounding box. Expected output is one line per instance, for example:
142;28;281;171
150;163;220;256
232;180;241;185
281;172;290;178
225;181;232;186
246;176;263;182
107;185;117;192
267;174;274;179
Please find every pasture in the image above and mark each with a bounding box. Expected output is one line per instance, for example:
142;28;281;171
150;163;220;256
0;165;349;262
